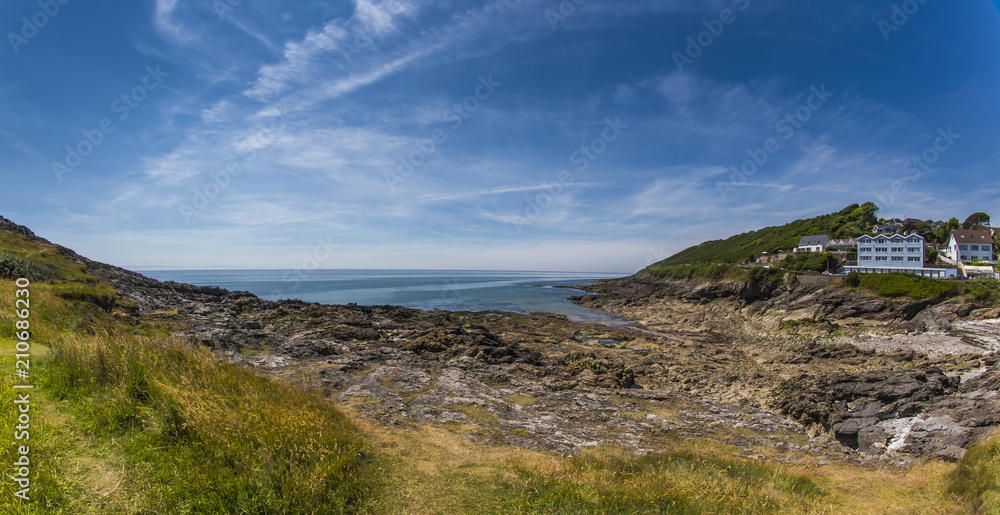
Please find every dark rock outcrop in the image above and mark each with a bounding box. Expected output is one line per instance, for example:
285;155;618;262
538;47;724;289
0;216;39;240
770;365;999;460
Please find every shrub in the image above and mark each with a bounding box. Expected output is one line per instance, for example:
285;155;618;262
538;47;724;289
851;273;955;299
776;252;838;272
747;266;785;284
962;278;1000;305
647;263;742;281
0;251;61;282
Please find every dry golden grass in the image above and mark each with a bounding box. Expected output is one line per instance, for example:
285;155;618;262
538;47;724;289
507;394;537;406
333;402;988;515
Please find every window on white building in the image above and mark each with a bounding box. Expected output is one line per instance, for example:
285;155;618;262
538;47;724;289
908;257;920;262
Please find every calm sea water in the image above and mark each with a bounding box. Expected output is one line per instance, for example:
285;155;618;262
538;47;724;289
136;269;631;326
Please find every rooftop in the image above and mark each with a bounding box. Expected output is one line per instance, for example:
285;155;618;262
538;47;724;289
952;230;994;244
798;234;830;246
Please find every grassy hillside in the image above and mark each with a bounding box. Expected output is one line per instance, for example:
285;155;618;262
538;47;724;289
1;218;997;513
0;227;375;513
647;203;877;279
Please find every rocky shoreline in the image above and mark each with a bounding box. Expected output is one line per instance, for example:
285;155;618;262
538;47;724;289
63;245;999;466
571;272;1000;463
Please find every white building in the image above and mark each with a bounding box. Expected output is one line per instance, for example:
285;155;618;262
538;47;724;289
857;233;924;268
795;234;830;253
872;222;902;234
845;233;957;278
945;230;995;264
827;237;858;251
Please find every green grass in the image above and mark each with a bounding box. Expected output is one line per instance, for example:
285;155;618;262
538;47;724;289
0;341;67;513
779;318;821;330
491;449;824;514
45;281;118;312
646;263;744;281
646;263;791;285
0;231;95;285
842;271;958;300
947;432;1000;513
0;232;378;513
51;331;374;513
0;292;377;514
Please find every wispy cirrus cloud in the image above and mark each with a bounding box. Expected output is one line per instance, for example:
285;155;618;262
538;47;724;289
9;0;995;272
152;0;186;42
243;22;351;101
243;0;420;102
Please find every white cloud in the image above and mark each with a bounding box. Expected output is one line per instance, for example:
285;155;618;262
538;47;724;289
413;183;602;203
244;22;350;101
153;0;187;42
354;0;416;36
243;0;419;102
312;46;437;102
201;100;234;123
143;146;211;186
656;73;697;105
612;84;636;104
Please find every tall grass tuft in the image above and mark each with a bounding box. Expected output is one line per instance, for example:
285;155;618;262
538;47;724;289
44;330;376;513
948;432;1000;513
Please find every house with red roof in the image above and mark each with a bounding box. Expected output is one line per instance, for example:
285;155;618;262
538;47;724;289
945;230;995;265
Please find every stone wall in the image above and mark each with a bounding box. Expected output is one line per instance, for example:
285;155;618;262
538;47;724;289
794;274;841;288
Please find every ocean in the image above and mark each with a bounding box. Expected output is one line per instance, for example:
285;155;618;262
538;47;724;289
136;269;632;326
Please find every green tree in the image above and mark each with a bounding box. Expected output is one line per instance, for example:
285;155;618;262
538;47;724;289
962;212;991;230
935;217;961;245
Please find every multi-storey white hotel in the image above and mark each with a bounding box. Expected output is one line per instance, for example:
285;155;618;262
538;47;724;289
845;233;957;278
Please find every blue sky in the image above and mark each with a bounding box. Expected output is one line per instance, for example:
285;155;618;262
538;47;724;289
1;0;998;273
